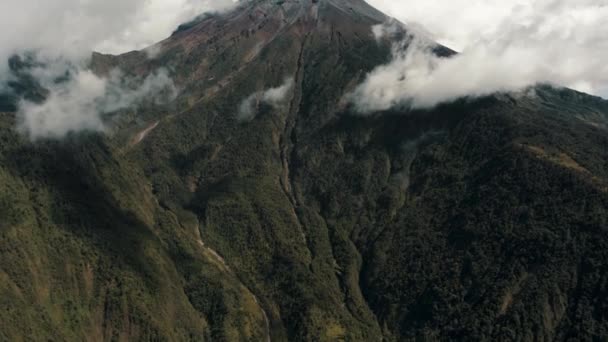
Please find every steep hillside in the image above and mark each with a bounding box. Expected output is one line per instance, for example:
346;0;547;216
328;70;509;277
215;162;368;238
1;0;608;340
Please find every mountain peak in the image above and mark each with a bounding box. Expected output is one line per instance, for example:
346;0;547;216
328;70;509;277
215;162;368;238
110;0;393;92
171;0;387;38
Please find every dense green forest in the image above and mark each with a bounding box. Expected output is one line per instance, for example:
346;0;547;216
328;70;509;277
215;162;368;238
1;0;608;340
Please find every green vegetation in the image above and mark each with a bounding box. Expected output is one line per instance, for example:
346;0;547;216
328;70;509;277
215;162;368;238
1;0;608;340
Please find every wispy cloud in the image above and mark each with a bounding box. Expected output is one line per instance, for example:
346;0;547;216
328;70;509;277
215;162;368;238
0;0;237;139
17;59;176;140
237;78;295;122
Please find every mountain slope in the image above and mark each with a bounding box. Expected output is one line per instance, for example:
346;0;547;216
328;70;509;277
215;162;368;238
1;0;608;340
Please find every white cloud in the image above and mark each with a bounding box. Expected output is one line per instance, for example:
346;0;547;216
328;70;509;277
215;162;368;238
0;0;236;138
17;61;176;140
18;69;107;140
366;0;525;50
93;0;238;55
3;0;607;124
238;78;295;122
350;1;608;112
371;18;434;43
0;0;237;67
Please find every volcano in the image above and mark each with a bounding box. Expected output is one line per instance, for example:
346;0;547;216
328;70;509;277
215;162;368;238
1;0;608;341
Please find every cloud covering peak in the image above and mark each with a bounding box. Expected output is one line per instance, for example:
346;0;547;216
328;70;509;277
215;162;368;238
366;0;608;100
350;3;608;114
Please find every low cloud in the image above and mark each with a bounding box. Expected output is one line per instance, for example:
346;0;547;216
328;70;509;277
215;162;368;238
0;0;237;139
350;13;608;113
17;59;176;140
237;78;295;122
372;18;434;43
365;0;608;101
0;0;238;69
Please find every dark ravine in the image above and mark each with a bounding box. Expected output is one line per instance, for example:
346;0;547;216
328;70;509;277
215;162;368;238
1;0;608;341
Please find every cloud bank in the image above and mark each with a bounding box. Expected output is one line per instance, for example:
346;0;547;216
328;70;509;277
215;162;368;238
238;78;295;122
365;0;608;101
350;2;608;113
349;24;546;112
